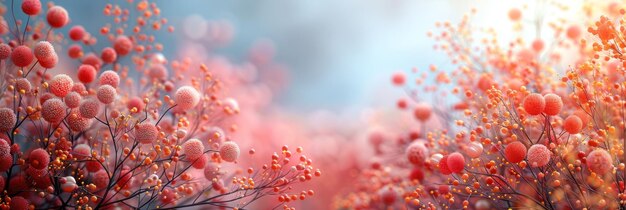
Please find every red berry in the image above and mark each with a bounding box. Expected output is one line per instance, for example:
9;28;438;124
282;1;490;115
446;152;465;173
504;141;527;163
114;35;133;56
523;93;545;115
29;148;50;170
21;0;41;15
543;93;563;116
564;115;583;134
68;25;86;41
11;45;34;67
77;65;97;83
586;149;613;175
46;6;69;28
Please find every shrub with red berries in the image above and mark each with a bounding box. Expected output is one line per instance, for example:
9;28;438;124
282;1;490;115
0;1;319;209
335;2;626;209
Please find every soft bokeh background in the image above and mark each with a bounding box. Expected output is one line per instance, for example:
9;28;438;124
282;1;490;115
51;0;588;113
55;0;471;112
54;0;584;112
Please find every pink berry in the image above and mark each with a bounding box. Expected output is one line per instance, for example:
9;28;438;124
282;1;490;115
126;97;145;113
29;148;50;170
39;53;58;68
82;53;102;70
68;25;86;41
34;41;56;62
564;115;583;134
147;64;168;81
164;81;174;92
222;98;239;113
527;144;551;167
204;162;220;181
0;43;11;59
504;141;527;163
64;92;81;108
101;47;117;63
67;110;92;132
413;103;432;121
135;123;158;144
192;154;208;169
21;0;41;15
39;92;54;104
391;72;405;86
93;170;109;190
465;141;483;158
46;6;69;28
42;98;67;123
72;144;91;160
446;152;465;173
71;83;86;95
573;110;592;127
68;44;83;59
16;78;31;93
96;85;116;104
110;110;120;119
0;20;7;35
77;65;97;84
79;98;100;119
98;70;120;88
0;139;10;157
113;35;132;56
174;86;201;110
543;93;563;116
586;149;613;175
183;139;204;161
0;108;16;133
523;93;545;115
219;141;240;162
206;127;225;143
208;178;224;191
405;141;428;165
49;74;73;97
11;45;33;67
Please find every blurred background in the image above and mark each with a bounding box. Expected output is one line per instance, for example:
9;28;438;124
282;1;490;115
54;0;587;113
57;0;490;113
